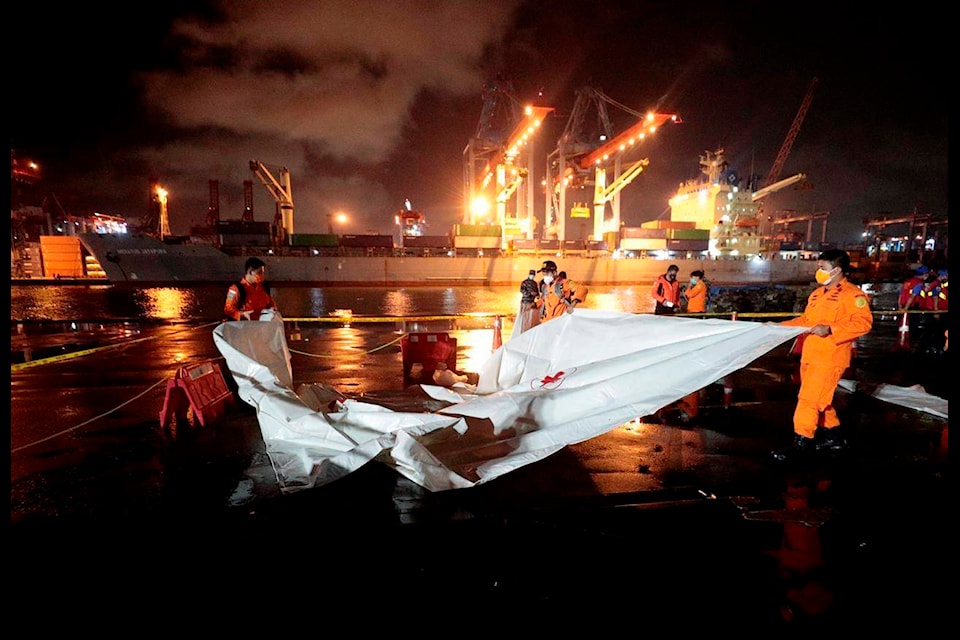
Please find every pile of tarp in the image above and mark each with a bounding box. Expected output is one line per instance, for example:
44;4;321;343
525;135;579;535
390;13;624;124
214;309;813;493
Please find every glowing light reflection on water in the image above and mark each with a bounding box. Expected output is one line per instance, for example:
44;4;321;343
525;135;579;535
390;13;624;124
10;285;658;322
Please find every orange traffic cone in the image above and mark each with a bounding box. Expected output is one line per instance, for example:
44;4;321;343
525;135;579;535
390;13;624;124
492;315;503;351
894;311;910;351
722;377;734;409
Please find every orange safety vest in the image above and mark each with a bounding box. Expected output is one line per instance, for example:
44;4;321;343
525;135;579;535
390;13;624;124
538;277;588;322
899;275;925;308
224;279;275;321
652;273;680;306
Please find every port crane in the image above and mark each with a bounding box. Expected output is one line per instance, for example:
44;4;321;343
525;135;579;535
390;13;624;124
546;85;678;242
755;77;818;220
249;160;294;244
463;80;554;245
769;209;830;245
862;211;948;265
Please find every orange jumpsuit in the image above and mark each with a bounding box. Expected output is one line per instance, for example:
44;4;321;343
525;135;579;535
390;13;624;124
224;279;275;321
684;279;708;313
780;277;873;439
538;277;588;322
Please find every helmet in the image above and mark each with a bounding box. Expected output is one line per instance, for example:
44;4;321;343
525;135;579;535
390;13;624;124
937;269;948;277
916;265;930;274
538;260;558;273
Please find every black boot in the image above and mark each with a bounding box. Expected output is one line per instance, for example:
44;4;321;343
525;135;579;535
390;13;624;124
815;428;848;454
772;434;816;462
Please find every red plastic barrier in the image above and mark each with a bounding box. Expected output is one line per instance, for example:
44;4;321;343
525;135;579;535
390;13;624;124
401;333;457;384
159;360;233;429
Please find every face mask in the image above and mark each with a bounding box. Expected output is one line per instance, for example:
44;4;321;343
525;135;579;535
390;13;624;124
690;277;698;285
253;273;266;284
815;268;835;285
667;273;676;281
528;274;535;280
543;274;554;284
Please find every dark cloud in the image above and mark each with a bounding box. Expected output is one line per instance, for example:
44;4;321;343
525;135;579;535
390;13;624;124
11;1;946;242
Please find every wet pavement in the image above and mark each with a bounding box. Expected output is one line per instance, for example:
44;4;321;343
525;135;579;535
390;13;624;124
9;315;948;631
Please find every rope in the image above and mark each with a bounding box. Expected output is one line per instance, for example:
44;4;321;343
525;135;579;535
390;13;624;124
11;377;170;453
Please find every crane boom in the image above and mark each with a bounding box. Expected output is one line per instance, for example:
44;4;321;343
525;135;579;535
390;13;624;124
249;160;294;242
764;77;818;187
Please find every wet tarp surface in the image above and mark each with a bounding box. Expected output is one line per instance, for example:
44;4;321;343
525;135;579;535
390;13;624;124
214;309;808;493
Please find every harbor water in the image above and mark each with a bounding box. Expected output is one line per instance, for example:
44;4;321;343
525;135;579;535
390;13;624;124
10;281;903;323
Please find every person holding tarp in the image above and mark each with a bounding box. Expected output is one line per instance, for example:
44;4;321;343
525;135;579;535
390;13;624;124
773;249;873;462
535;260;587;322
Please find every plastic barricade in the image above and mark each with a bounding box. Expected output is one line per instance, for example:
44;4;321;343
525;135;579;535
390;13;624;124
159;360;233;429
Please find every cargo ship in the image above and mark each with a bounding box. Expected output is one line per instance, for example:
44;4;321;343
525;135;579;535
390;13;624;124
10;150;928;287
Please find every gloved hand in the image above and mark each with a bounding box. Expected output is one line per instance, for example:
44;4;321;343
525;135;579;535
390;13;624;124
564;300;575;314
663;300;674;308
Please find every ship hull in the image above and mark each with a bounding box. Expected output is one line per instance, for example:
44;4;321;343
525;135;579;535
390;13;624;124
76;233;817;287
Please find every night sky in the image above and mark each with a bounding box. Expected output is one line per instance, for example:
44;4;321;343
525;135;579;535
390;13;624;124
11;1;947;244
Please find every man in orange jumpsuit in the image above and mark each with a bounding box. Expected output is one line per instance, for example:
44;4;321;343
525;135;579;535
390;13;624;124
683;269;708;313
773;249;873;462
224;257;277;321
536;260;587;322
652;264;681;314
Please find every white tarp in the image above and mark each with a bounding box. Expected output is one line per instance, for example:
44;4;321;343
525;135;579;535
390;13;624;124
214;309;806;493
870;383;948;419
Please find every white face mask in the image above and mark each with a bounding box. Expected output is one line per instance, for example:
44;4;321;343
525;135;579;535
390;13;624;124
528;274;535;280
543;274;554;284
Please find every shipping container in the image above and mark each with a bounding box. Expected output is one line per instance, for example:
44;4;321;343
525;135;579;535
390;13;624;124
622;227;667;239
620;238;667;251
401;235;452;249
666;239;709;251
291;233;339;247
340;235;395;248
454;224;502;237
640;220;696;230
453;235;502;249
666;228;711;240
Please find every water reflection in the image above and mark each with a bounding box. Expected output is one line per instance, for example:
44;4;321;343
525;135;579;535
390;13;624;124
137;288;201;321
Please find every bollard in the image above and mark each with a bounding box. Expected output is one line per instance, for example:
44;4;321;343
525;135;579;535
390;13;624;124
492;315;503;351
731;312;738;322
723;379;734;409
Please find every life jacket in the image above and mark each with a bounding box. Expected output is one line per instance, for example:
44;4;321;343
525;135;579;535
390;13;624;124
539;277;572;320
232;279;272;308
936;280;948;310
899;275;925;308
918;283;939;311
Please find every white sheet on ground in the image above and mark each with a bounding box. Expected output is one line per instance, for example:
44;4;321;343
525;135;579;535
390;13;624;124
870;383;948;419
214;309;806;493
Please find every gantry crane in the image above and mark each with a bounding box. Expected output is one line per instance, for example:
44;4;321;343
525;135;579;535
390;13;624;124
249;160;294;245
463;80;554;246
546;85;679;242
862;210;948;265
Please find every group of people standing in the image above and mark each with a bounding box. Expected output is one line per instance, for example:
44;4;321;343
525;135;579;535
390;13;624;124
651;264;708;315
898;264;949;355
513;259;588;338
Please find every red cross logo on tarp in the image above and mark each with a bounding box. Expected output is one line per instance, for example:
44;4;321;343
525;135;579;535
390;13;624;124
531;369;575;390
